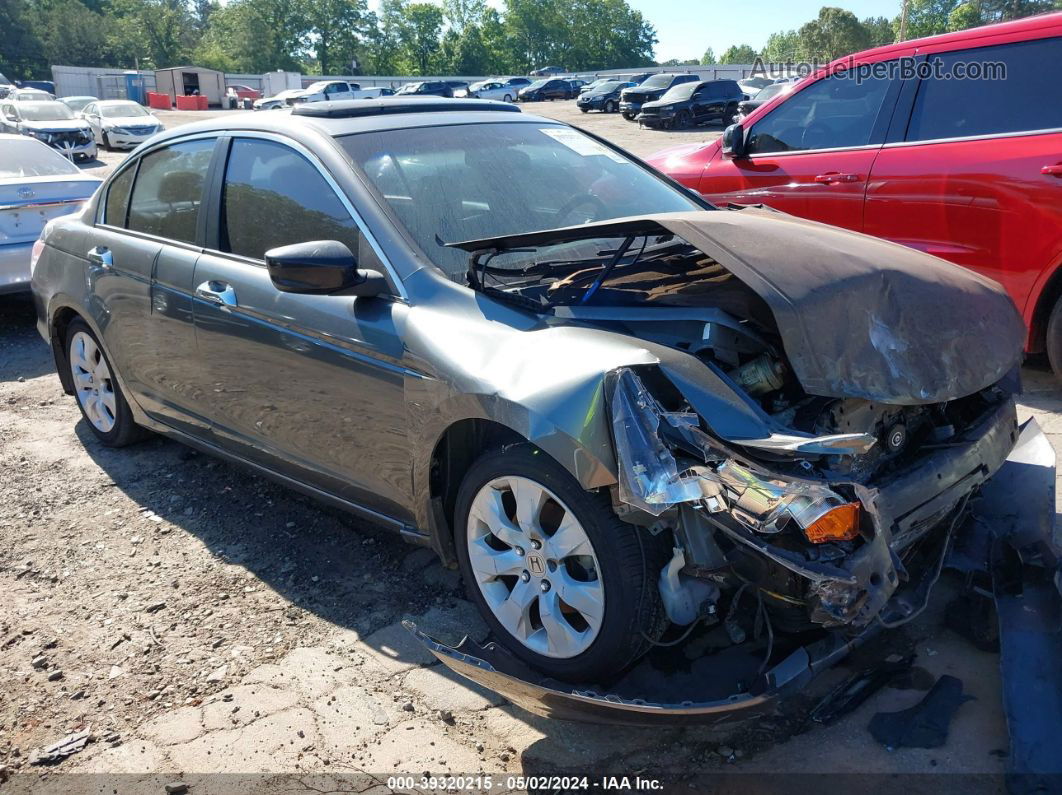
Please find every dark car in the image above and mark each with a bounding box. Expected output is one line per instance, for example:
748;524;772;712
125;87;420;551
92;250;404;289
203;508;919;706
530;66;565;77
576;80;634;113
619;73;699;121
503;77;532;89
29;97;1058;732
444;80;469;95
577;78;612;96
517;78;573;101
395;81;453;98
637;79;744;129
735;80;797;122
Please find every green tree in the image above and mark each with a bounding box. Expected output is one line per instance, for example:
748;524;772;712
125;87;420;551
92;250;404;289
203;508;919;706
797;7;870;61
399;2;444;74
893;0;960;39
27;0;111;68
304;0;370;75
0;0;47;78
719;44;758;64
946;1;982;29
699;47;716;64
862;15;894;47
105;0;199;68
443;0;485;31
761;29;800;61
190;0;306;72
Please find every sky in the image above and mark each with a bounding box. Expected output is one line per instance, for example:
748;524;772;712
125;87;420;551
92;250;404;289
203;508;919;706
629;0;903;61
367;0;905;63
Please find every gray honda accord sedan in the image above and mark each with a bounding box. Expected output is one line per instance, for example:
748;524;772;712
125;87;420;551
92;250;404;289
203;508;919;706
30;98;1060;720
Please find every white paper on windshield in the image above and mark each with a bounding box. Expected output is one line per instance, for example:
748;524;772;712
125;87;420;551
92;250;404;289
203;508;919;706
540;128;627;163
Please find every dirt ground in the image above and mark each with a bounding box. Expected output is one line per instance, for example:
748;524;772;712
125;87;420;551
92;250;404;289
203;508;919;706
2;99;1061;792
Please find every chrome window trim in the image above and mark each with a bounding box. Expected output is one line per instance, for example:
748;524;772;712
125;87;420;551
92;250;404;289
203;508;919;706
204;130;408;301
745;142;883;159
883;126;1062;149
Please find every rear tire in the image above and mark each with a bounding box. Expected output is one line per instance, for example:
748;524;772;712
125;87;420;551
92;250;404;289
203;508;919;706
454;444;666;682
1046;296;1062;379
604;100;617;113
504;94;512;103
66;318;147;447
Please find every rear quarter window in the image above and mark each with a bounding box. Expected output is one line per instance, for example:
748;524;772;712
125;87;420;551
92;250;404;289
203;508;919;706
906;36;1062;142
104;166;135;227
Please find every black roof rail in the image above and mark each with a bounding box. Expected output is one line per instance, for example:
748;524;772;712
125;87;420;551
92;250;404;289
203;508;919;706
292;97;522;119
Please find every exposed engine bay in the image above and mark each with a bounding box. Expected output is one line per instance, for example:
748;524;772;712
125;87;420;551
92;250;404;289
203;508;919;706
415;210;1061;782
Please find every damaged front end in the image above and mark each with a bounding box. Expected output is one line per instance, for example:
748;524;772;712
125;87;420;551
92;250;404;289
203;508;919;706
412;210;1061;773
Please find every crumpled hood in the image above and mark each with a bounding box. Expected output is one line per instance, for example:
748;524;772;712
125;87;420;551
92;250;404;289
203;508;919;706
451;208;1026;404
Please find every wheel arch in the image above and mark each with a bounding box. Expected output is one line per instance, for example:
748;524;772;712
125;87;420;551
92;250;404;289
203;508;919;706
1026;255;1062;354
49;303;87;395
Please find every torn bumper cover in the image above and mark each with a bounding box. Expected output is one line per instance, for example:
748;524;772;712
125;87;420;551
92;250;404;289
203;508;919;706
411;420;1061;736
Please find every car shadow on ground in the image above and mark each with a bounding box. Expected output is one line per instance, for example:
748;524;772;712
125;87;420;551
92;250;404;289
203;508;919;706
0;294;55;381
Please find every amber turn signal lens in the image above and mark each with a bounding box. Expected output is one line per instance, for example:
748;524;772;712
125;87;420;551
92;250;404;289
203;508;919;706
803;502;861;544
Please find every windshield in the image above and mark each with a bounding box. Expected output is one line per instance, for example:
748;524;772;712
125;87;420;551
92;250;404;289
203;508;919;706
61;96;95;112
640;74;678;89
18;102;75;121
396;83;423;94
306;82;330;92
589;81;624;95
0;138;81;177
660;82;699;102
100;102;150;118
753;83;786;101
339;122;701;279
524;80;548;90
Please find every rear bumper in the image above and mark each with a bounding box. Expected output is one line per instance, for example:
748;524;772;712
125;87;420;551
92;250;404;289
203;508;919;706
0;241;33;294
412;419;1061;744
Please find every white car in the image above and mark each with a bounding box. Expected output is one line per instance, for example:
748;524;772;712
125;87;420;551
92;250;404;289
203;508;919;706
10;88;55;102
287;80;358;105
80;100;163;150
253;89;303;110
0;100;96;160
457;80;518;102
0;134;101;294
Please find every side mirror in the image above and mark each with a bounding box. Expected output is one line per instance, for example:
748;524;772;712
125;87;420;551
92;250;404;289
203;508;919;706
265;240;388;298
721;123;746;158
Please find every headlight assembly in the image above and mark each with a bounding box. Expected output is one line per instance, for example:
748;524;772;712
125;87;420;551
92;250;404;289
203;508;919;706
610;367;861;544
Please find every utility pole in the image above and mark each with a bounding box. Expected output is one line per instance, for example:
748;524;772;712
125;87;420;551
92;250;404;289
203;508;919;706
898;0;910;41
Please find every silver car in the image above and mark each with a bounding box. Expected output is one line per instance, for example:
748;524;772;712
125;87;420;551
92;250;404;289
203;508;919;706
28;98;1060;727
0;134;100;293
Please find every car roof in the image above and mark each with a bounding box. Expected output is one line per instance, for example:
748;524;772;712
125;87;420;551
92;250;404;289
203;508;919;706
141;100;555;148
833;10;1061;66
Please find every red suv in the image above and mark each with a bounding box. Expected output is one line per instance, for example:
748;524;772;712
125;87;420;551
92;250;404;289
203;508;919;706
648;14;1062;372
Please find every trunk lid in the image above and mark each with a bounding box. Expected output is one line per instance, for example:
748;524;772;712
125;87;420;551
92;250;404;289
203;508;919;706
0;176;100;246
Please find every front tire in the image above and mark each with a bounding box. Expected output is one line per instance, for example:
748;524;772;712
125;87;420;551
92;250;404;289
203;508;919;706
1046;296;1062;379
503;94;512;103
604;99;617;113
455;444;666;681
66;319;146;447
101;131;112;150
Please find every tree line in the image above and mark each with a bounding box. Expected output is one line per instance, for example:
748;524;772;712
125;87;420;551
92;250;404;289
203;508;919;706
2;0;1058;82
1;0;656;79
696;0;1057;66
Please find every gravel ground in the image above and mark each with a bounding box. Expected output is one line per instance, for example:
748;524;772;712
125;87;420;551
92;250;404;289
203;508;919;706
2;99;1060;790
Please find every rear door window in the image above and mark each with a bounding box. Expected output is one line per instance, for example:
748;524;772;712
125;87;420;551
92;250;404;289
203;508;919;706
104;165;136;227
219;138;360;261
906;37;1062;142
127;138;214;243
747;69;894;154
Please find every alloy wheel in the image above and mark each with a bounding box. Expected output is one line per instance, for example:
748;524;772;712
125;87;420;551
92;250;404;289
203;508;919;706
69;331;117;433
466;476;605;658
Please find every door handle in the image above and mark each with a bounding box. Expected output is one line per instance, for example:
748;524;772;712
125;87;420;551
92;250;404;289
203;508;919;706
814;172;860;184
1042;164;1062;177
87;246;112;268
195;280;238;309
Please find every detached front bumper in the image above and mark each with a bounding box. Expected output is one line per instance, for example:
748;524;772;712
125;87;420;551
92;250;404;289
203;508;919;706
411;420;1061;755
